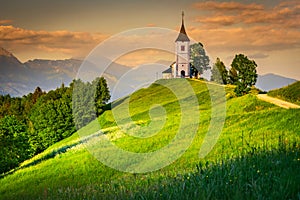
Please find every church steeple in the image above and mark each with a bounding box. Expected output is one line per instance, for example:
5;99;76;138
176;11;190;42
180;11;187;35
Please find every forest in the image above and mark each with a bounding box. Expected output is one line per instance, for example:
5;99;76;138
0;77;110;174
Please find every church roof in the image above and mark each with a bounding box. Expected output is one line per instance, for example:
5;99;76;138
162;67;172;73
175;12;190;42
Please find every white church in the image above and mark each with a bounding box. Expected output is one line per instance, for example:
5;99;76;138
162;12;191;79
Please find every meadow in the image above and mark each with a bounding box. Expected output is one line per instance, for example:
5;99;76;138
0;79;299;199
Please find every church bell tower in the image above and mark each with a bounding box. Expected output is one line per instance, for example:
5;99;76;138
175;11;190;78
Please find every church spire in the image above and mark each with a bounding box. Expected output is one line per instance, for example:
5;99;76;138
176;11;190;42
180;11;187;35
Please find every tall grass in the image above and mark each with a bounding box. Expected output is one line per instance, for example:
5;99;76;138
113;137;300;200
11;136;298;200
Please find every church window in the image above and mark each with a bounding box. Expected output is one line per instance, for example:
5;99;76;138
181;45;185;51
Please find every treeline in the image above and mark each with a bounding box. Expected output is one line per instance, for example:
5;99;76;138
211;54;258;96
0;77;110;174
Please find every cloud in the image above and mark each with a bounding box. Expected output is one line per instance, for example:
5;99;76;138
0;25;107;61
188;0;300;57
115;49;173;67
146;23;156;27
193;1;263;11
195;15;236;26
0;19;13;25
187;25;300;54
192;0;300;28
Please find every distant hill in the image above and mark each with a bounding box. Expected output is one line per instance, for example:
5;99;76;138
255;73;297;92
268;81;300;105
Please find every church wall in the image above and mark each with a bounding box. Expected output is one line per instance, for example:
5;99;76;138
162;73;172;79
176;41;190;77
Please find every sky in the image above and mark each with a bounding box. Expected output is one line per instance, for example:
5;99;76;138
0;0;300;79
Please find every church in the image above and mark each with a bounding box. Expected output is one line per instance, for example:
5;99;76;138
162;12;191;79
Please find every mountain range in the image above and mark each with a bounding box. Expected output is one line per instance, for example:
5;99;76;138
0;47;297;97
0;47;134;97
0;47;78;96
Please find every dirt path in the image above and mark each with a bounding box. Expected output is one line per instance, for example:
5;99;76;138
257;94;300;109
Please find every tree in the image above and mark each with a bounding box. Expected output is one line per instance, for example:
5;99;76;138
0;116;31;174
72;77;110;128
29;85;75;153
211;58;228;84
32;87;45;104
72;79;96;129
228;67;238;84
190;42;210;76
230;54;258;96
94;77;111;116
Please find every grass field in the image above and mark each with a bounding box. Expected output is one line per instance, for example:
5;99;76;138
0;79;299;199
268;81;300;105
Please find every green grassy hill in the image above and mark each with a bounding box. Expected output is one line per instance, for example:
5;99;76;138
268;81;300;105
0;79;299;199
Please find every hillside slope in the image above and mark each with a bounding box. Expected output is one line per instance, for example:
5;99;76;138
0;79;299;199
268;81;300;105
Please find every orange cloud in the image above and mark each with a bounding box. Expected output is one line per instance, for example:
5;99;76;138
0;25;107;61
186;22;300;80
146;23;156;27
193;1;263;11
189;0;300;64
0;19;13;25
192;0;300;28
195;15;237;26
188;25;300;53
115;49;173;67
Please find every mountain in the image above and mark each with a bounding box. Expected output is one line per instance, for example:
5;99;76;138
0;47;170;100
255;73;297;92
0;53;81;96
24;58;82;92
0;47;134;97
0;47;35;96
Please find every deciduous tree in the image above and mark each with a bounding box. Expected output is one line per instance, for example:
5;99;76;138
0;116;31;174
230;54;258;96
190;42;210;76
